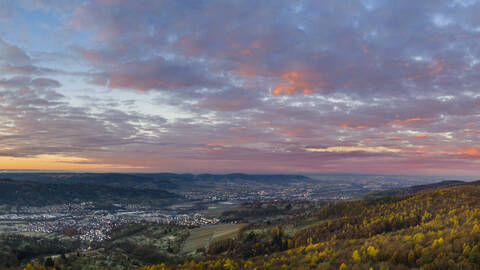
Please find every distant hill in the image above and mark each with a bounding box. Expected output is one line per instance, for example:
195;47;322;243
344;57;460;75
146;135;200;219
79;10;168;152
0;173;313;191
0;173;176;189
361;180;466;199
0;179;181;207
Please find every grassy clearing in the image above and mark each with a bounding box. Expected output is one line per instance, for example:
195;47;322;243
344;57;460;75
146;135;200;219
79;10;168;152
182;226;217;253
210;223;244;242
197;202;240;218
182;223;245;253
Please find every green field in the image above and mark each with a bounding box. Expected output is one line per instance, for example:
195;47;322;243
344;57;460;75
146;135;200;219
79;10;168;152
198;202;240;217
182;223;245;253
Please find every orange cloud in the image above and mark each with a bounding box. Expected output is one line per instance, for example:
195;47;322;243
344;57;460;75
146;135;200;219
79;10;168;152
272;71;315;95
390;117;436;125
413;147;426;154
306;146;401;153
457;147;480;157
361;44;368;54
427;58;445;75
242;49;253;56
283;127;303;137
406;58;445;81
338;123;366;129
463;129;480;134
414;134;428;138
242;41;260;56
229;126;248;131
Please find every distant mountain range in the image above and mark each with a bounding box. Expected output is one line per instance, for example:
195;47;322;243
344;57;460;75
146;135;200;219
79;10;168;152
0;173;314;207
0;172;313;191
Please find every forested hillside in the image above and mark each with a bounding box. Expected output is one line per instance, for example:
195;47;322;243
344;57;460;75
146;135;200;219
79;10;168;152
0;179;180;207
136;180;480;269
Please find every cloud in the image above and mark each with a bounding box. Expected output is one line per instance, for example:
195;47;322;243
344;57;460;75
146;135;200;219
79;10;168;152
0;39;31;65
390;118;437;126
107;57;220;91
194;88;260;112
457;147;480;158
0;77;61;91
66;0;480;99
305;146;401;154
1;0;480;173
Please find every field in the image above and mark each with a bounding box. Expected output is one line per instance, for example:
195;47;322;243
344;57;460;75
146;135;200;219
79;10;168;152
182;223;245;253
198;202;240;217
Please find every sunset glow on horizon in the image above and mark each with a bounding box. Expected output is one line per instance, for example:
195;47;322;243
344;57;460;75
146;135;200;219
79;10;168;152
0;1;479;174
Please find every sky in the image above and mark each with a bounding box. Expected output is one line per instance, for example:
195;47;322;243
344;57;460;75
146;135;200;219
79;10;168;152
0;0;479;174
